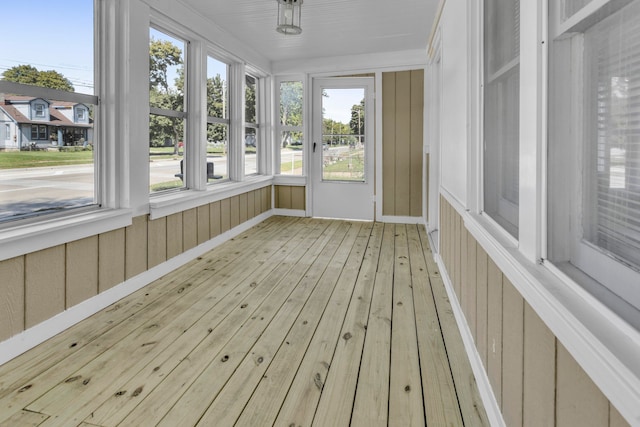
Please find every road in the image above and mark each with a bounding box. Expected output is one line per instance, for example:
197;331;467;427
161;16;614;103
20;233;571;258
0;152;272;220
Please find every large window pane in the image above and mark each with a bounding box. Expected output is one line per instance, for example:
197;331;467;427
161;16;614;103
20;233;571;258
583;1;640;269
483;0;520;237
245;74;258;176
149;28;186;193
206;56;229;183
321;88;366;182
279;80;304;176
0;0;96;222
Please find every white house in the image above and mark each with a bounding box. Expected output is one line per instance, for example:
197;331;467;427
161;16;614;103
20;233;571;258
0;95;92;150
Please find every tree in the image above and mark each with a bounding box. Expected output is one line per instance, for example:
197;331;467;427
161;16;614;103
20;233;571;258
206;73;227;144
149;38;184;153
2;64;74;92
350;99;365;143
279;81;303;147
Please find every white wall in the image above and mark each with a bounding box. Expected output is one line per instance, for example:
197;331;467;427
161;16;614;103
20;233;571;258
438;0;468;206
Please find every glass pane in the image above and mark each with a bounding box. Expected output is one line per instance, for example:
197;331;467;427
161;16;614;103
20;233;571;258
207;123;228;181
321;88;366;182
207;56;228;120
245;127;257;175
245;75;257;124
149;115;184;193
484;0;520;76
280;131;303;175
583;1;640;269
149;28;185;112
562;0;591;21
280;81;303;126
0;1;96;222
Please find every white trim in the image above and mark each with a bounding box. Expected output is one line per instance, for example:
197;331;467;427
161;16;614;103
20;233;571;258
272;208;306;217
272;175;306;186
379;215;423;225
272;49;427;75
149;176;272;219
0;210;272;367
0;208;132;262
431;248;506;427
375;71;384;222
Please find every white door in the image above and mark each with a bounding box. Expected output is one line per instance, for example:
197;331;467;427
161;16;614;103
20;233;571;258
311;77;375;220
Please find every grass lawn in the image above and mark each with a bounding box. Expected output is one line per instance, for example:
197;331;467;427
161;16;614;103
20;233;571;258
0;151;94;169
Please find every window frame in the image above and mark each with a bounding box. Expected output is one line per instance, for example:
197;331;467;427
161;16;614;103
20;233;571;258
274;75;305;177
547;0;640;311
480;0;521;240
146;15;272;220
0;0;132;261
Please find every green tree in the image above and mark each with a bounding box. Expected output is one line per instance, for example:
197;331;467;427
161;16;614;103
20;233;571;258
350;99;365;143
2;64;74;92
279;81;303;147
206;73;227;144
149;38;184;153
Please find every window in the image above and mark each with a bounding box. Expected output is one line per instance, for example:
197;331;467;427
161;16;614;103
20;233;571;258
483;0;520;238
276;79;304;175
0;0;96;223
30;125;47;140
34;103;46;118
245;73;258;176
5;124;11;140
76;108;85;121
549;0;640;310
149;27;186;193
206;55;229;181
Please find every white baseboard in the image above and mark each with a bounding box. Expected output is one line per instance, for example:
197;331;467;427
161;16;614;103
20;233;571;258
378;215;423;224
272;208;307;217
430;245;505;427
0;211;273;367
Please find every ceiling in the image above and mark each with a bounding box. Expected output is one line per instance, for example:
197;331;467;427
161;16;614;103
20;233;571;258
180;0;440;64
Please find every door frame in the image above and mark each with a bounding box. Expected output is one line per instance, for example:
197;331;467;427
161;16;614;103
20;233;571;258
309;77;375;220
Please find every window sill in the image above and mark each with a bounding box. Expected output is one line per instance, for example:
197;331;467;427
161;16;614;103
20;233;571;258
149;175;273;220
0;208;133;262
273;175;307;186
464;210;640;425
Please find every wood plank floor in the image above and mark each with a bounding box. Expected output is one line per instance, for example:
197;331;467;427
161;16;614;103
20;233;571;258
0;217;489;426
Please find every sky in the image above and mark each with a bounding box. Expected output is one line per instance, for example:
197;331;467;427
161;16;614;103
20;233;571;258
323;88;365;124
0;0;94;94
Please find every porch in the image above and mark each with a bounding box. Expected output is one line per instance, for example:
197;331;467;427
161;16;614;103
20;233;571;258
0;217;488;426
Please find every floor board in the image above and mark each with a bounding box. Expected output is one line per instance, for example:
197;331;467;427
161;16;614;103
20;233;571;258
0;217;488;427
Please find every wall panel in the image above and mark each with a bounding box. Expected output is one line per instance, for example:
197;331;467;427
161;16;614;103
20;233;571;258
557;343;609;426
381;70;424;217
166;212;184;259
25;246;65;329
182;208;198;251
148;217;168;268
0;257;25;341
125;215;148;279
98;228;125;292
66;236;99;308
197;204;211;245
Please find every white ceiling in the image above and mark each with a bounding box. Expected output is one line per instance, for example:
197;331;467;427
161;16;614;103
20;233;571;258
180;0;440;64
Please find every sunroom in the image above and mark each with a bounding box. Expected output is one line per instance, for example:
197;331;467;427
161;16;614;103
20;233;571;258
0;0;638;426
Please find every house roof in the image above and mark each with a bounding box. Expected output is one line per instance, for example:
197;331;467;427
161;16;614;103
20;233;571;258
1;95;92;128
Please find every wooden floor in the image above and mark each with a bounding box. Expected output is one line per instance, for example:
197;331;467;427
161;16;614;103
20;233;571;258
0;217;489;427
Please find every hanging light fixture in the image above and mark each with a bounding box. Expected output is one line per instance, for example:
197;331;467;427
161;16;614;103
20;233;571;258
276;0;303;35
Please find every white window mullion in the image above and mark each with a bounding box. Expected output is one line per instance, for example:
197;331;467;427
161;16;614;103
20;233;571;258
229;63;246;180
519;0;548;261
186;40;206;190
